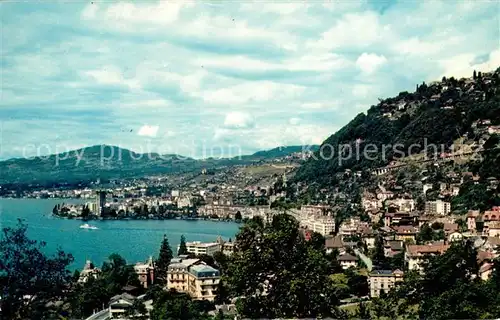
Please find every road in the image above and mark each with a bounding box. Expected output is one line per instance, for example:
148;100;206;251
354;248;373;271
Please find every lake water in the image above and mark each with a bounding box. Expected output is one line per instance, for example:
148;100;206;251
0;198;240;270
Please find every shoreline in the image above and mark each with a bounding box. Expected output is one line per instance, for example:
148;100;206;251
50;213;241;223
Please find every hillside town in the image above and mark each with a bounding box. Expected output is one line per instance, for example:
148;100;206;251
2;68;500;320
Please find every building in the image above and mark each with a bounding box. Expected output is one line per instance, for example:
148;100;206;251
300;205;330;217
405;242;450;271
109;293;136;319
167;258;201;293
392;225;418;242
95;191;106;216
166;258;221;301
467;210;480;231
301;217;335;236
384;240;403;258
325;235;345;254
425;200;451;215
78;260;101;283
134;256;155;289
337;253;358;269
180;241;221;256
369;270;404;297
222;242;235;255
107;293;152;319
188;264;220;301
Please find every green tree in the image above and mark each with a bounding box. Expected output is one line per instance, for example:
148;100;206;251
226;214;342;318
178;235;188;256
234;211;242;221
0;220;74;319
151;290;209;320
125;299;148;319
156;235;173;284
372;234;389;269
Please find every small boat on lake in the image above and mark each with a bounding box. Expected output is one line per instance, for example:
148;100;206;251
80;223;98;230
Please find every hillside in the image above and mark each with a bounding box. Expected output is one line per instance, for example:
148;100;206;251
0;144;316;185
246;145;319;159
295;68;500;185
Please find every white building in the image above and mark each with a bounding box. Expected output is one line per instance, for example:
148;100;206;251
369;270;404;298
425;200;451;215
180;241;221;256
301;217;335;236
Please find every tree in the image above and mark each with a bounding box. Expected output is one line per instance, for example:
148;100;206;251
0;220;74;319
156;235;173;284
150;290;209;320
178;235;188;256
125;299;148;319
226;214;343;318
372;234;389;269
234;211;242;221
81;205;90;219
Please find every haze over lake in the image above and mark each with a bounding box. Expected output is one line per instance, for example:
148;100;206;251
0;198;240;269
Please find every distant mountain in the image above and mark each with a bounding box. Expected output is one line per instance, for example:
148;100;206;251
248;145;319;159
0;144;317;185
295;68;500;185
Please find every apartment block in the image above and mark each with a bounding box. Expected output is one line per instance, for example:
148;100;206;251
425;200;451;215
369;270;404;297
166;258;220;301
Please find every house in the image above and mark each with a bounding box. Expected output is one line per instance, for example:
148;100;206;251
386;198;415;212
479;263;494;281
134;256;155;289
337;253;358;269
108;293;152;319
78;260;101;284
392;225;418;242
485;221;500;237
448;232;464;242
467;210;481;231
222;242;235;255
405;242;450;271
368;270;404;298
325;235;345;254
385;212;418;227
443;223;459;236
359;226;377;249
384;240;404;257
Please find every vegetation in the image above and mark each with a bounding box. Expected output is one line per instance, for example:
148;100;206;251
295;70;500;186
0;220;74;320
225;215;345;318
155;235;173;284
178;235;188;256
370;240;500;319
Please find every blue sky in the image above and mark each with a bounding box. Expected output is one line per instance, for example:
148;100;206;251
1;0;499;159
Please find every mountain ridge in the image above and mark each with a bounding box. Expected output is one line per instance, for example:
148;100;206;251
0;144;319;184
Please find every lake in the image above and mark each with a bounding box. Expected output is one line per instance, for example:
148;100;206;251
0;198;240;269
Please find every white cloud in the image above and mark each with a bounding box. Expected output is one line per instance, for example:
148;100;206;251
104;1;191;25
356;53;387;74
223;112;255;129
440;49;500;79
81;3;99;20
137;125;159;137
84;66;141;90
201;81;305;105
309;11;393;50
289;117;301;125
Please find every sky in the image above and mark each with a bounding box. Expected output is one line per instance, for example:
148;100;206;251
1;0;499;160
